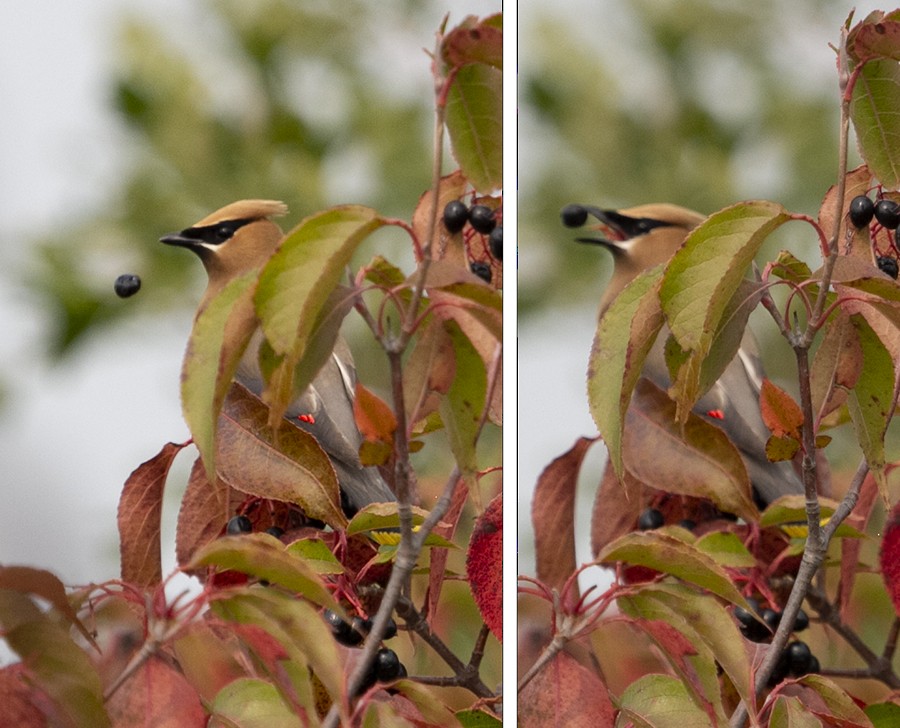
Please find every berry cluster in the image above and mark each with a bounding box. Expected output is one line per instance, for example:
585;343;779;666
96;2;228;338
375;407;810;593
848;194;900;279
322;609;405;693
733;598;819;684
442;200;502;283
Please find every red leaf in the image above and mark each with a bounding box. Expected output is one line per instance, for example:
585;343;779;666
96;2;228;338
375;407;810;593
519;651;616;727
424;477;469;623
118;442;188;588
175;457;241;572
467;493;502;641
841;471;879;618
0;665;45;727
533;438;594;593
354;382;397;446
760;379;804;439
106;656;205;727
880;497;900;617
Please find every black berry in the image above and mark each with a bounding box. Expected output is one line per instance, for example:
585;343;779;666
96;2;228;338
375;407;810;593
374;647;404;682
114;273;141;298
677;519;696;531
877;255;899;279
807;654;820;674
470;261;492;283
560;204;588;228
792;608;809;632
875;199;900;229
382;616;398;640
735;598;769;642
324;609;364;647
787;640;813;675
226;515;252;535
638;508;664;531
469;205;496;234
443;200;469;233
265;526;285;539
351;616;373;641
848;195;875;228
489;226;503;261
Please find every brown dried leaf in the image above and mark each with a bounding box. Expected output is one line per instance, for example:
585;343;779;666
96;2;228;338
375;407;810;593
412;170;468;262
216;383;347;529
623;380;758;523
818;164;874;258
533;438;594;593
118;442;187;588
519;651;616;727
403;318;456;427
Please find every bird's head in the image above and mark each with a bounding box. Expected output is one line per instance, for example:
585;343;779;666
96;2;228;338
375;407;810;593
161;199;289;301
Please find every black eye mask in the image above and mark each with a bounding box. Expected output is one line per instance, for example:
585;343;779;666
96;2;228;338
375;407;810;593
177;218;254;245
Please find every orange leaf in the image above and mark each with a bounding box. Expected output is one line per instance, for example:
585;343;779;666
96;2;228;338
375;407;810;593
760;378;803;439
467;493;502;641
118;441;188;588
354;382;397;446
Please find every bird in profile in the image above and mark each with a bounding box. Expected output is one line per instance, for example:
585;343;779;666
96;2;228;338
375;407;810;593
161;200;395;514
564;202;804;508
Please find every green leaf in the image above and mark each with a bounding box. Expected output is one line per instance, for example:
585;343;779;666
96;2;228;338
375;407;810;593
661;201;791;421
851;57;900;189
455;708;503;727
596;531;746;605
189;534;339;611
346;501;434;535
793;674;872;723
439;320;487;481
588;266;666;480
769;695;824;727
847;316;895;501
445;63;502;192
210;678;303;727
694;532;757;568
617;673;715;726
182;270;259;483
211;589;344;717
285;538;345;574
254;206;383;422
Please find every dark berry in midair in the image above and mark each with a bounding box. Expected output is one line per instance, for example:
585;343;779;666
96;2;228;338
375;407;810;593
489;226;503;261
560;204;589;228
114;273;141;298
638;507;664;531
226;515;252;535
786;640;813;675
443;200;469;233
875;199;900;229
877;255;899;279
469;204;496;234
848;195;875;228
470;261;492;283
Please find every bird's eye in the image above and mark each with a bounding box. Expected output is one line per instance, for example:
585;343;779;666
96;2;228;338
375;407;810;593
216;225;233;241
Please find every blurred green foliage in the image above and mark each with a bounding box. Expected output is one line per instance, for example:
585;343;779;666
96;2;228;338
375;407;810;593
27;0;461;357
519;0;861;317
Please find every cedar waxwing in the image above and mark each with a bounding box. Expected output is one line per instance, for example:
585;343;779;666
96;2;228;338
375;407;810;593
570;203;805;508
161;200;395;514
